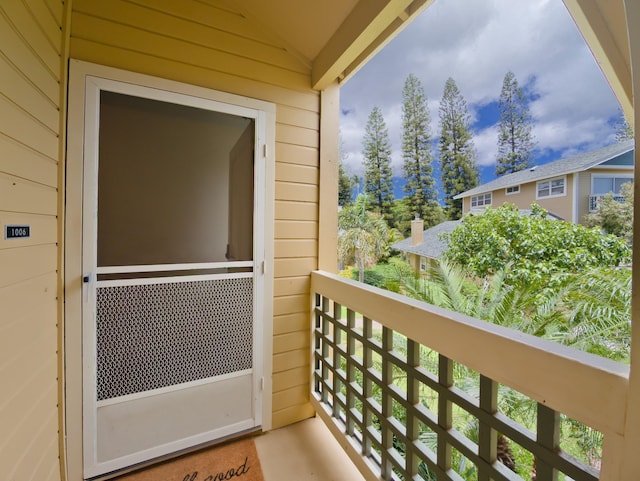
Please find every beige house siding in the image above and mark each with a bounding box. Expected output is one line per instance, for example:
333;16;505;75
68;0;320;429
504;182;537;210
0;1;64;480
408;253;421;272
462;174;575;221
535;173;574;221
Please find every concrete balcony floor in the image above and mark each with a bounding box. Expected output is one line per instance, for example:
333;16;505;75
254;417;366;481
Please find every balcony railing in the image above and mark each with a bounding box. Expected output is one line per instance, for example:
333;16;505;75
589;194;626;212
310;271;629;481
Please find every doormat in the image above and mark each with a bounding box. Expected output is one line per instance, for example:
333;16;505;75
115;438;265;481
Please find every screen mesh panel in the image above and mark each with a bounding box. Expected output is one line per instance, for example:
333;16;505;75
96;277;253;401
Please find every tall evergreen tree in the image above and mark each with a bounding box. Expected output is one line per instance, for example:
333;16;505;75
338;160;355;207
401;74;440;226
495;71;535;176
362;106;394;221
338;134;355;207
438;78;479;220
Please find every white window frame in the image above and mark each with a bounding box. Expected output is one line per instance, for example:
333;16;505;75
420;257;427;272
590;173;633;195
505;185;520;195
471;193;492;208
536;176;566;199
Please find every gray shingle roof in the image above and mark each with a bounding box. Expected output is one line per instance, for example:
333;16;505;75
455;140;634;199
391;220;461;259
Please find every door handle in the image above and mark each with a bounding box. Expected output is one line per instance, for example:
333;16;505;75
83;273;92;303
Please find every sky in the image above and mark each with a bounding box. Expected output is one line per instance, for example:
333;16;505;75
339;0;624;187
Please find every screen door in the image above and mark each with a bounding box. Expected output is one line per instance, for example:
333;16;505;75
80;78;266;478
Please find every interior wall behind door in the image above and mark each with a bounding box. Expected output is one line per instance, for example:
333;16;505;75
98;91;252;266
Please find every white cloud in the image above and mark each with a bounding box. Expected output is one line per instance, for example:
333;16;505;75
473;126;500;167
339;0;622;178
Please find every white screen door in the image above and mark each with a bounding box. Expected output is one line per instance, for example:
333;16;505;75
79;75;267;478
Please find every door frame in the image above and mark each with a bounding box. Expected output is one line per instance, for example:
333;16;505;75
64;59;275;480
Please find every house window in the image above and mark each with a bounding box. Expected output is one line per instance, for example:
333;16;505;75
592;175;633;195
420;257;427;272
505;185;520;195
537;177;565;198
471;193;492;208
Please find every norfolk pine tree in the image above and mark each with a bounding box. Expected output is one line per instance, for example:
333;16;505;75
401;74;442;227
338;136;355;207
338;160;355;207
438;78;479;220
496;71;535;176
362;106;394;222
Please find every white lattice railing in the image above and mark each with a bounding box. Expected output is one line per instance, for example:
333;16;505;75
589;194;626;212
310;271;629;481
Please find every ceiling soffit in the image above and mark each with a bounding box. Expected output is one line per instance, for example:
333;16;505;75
228;0;433;90
226;0;633;110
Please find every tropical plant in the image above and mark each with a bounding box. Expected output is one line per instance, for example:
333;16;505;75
583;181;633;246
550;266;631;362
443;203;631;291
338;194;390;283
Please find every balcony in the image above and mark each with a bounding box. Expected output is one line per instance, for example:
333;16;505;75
589;194;626;212
309;270;629;480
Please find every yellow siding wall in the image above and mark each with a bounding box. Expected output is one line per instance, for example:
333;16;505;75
535;174;574;221
463;176;574;221
69;0;319;428
0;0;64;480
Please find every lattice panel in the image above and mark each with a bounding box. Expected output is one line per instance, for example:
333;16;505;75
312;293;600;481
96;277;253;401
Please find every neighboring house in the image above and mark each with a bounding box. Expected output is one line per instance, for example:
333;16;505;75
392;218;461;274
394;211;561;275
2;1;640;480
455;140;634;223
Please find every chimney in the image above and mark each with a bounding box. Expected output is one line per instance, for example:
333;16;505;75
411;217;424;246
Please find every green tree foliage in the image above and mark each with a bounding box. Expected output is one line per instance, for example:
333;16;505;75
496;72;535;176
443;203;631;289
362;106;394;222
338;159;355;207
552;266;631;362
401;74;440;226
615;111;634;142
583;181;633;246
390;198;414;237
338;194;390;283
438;78;479;220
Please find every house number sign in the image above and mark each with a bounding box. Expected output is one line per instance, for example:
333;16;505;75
5;225;30;240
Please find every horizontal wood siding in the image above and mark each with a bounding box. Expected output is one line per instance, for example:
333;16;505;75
0;0;63;480
69;0;320;429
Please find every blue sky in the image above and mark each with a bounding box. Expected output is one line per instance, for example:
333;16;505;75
339;0;623;190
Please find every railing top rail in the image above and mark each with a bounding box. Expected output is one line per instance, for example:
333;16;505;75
311;270;629;435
